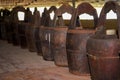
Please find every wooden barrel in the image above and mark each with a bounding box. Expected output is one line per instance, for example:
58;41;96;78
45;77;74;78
66;2;98;75
11;21;20;46
67;29;95;75
51;4;75;66
36;8;48;56
1;9;10;41
25;24;36;52
40;6;57;60
0;21;6;40
12;6;27;49
40;27;53;60
10;10;19;46
32;7;42;53
52;27;68;66
18;22;28;49
87;1;120;80
0;10;2;39
10;6;26;46
25;8;36;52
5;16;13;43
5;10;11;42
0;24;1;39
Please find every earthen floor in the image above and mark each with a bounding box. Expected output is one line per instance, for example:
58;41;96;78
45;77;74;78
0;40;91;80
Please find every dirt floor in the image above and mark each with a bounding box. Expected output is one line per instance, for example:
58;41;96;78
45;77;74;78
0;40;91;80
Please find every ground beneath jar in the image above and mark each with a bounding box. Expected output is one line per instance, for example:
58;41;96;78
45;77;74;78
0;40;90;80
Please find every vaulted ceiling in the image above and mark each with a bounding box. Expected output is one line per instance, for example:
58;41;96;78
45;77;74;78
0;0;119;9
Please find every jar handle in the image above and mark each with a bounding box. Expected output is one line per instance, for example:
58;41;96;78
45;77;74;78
53;3;75;27
69;2;98;29
96;1;120;38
